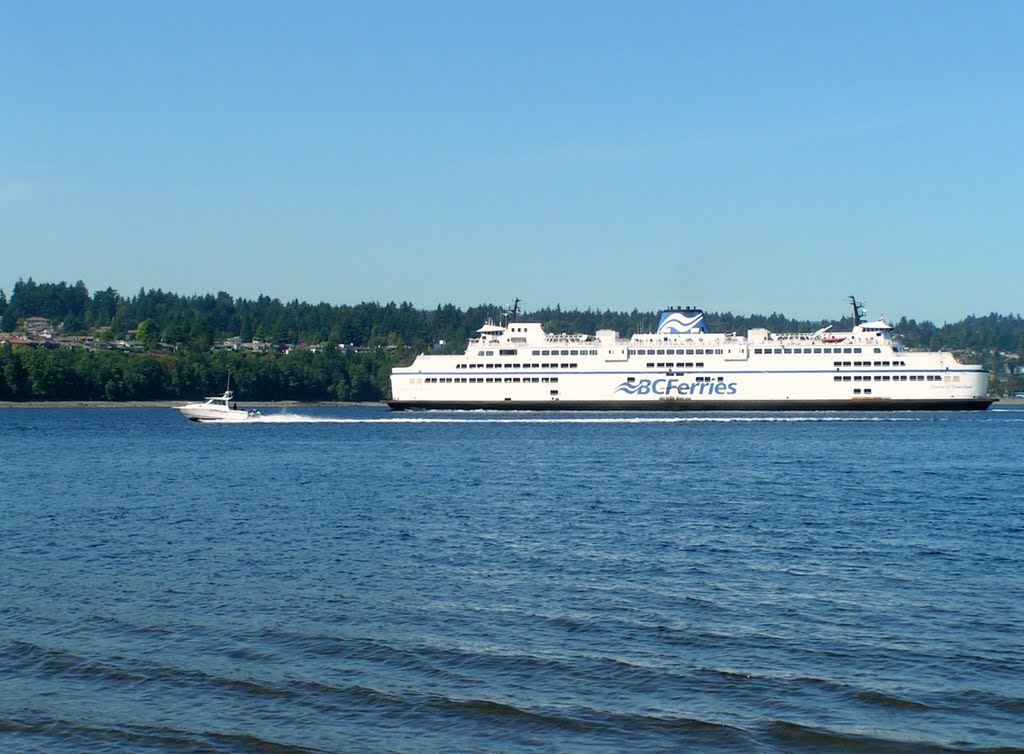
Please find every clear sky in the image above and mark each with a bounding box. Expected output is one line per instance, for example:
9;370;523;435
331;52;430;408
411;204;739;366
2;1;1021;324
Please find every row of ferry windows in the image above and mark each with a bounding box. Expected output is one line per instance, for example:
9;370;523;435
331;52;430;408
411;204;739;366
647;362;705;369
755;347;893;355
477;349;598;357
834;360;907;367
632;348;723;356
757;346;867;354
457;363;578;370
477;348;727;357
481;345;895;357
833;375;942;382
424;377;560;384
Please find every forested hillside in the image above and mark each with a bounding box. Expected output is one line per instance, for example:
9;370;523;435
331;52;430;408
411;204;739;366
1;279;1021;401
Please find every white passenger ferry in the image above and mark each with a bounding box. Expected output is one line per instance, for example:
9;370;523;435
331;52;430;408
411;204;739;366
388;298;993;411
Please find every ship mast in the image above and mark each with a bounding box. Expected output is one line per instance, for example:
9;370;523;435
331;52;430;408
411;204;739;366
849;295;864;327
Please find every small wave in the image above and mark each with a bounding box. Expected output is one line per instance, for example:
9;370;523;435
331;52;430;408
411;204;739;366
87;612;178;641
312;683;411;711
568;704;755;748
427;695;594;732
202;730;320;753
422;695;752;745
243;675;418;714
700;666;762;682
0;714;316;753
699;670;937;714
957;688;1024;714
761;719;956;753
6;640;314;706
852;688;935;711
6;641;150;685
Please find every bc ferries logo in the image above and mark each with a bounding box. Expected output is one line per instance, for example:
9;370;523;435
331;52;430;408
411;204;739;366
657;310;708;335
615;378;738;397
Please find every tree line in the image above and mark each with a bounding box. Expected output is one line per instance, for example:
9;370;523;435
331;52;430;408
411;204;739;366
0;347;394;402
0;278;505;353
1;278;1021;401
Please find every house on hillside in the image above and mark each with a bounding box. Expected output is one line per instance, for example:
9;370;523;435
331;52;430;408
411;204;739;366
23;317;56;339
0;334;35;347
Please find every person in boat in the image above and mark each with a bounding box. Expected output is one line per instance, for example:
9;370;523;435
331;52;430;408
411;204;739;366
233;403;238;410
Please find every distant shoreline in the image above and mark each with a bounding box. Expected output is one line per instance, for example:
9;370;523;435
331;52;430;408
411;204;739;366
0;400;388;409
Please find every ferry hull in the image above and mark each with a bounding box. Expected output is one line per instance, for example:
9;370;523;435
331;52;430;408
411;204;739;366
387;398;995;412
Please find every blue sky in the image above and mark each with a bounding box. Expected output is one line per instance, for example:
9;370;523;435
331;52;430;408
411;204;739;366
2;1;1021;323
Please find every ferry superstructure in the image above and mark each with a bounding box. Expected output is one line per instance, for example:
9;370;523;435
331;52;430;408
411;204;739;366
387;298;993;411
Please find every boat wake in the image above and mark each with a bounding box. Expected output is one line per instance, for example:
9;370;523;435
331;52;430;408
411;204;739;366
245;414;932;425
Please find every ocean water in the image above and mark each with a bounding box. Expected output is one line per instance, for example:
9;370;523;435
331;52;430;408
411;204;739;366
1;405;1022;753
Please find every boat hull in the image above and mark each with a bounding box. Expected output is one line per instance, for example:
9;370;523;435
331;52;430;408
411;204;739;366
178;407;260;422
387;398;995;412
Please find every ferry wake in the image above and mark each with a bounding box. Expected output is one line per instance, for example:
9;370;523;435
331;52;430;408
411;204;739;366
387;297;993;411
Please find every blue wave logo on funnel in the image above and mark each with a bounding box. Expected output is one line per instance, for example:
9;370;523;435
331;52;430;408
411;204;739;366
657;310;708;334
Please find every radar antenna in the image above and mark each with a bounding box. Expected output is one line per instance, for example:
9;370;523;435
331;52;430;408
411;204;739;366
504;298;521;325
849;295;865;327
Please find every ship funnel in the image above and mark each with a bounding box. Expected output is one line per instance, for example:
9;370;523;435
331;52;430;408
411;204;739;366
657;310;708;334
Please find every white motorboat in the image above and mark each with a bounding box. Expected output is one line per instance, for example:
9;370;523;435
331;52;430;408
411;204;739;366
177;383;261;422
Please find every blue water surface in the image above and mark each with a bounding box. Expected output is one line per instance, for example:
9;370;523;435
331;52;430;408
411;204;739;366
2;405;1023;752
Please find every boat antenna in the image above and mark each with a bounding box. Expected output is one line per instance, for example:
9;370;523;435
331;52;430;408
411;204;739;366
849;295;864;327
